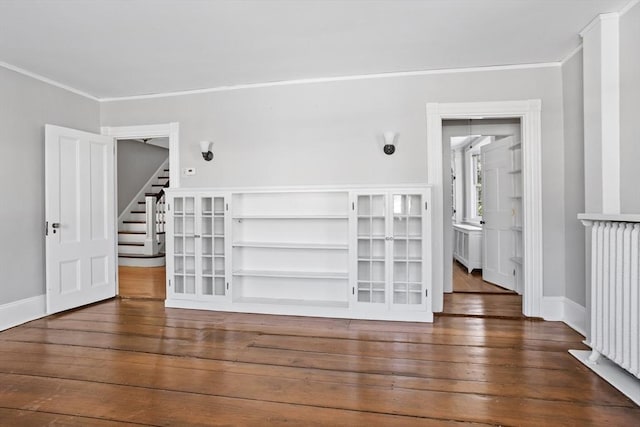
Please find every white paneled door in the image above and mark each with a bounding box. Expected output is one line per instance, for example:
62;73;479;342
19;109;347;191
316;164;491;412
45;125;116;314
481;137;514;290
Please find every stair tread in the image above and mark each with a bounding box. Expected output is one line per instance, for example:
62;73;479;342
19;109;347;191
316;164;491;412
123;220;146;224
130;210;145;213
118;242;144;246
118;253;166;259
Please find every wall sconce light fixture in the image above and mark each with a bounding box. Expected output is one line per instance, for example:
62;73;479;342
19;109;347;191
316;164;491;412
382;131;398;155
200;140;213;161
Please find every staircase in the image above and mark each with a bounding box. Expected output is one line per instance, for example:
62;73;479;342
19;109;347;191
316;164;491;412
118;161;169;267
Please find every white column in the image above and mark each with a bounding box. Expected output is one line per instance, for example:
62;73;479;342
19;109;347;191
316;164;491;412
581;13;621;214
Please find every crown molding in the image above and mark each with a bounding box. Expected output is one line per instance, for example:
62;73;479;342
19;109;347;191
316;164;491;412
99;62;560;102
561;44;584;65
0;61;99;101
619;0;640;17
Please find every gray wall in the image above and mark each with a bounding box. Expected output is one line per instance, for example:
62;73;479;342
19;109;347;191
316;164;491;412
0;66;100;305
117;139;168;215
101;66;568;298
561;50;586;306
620;2;640;213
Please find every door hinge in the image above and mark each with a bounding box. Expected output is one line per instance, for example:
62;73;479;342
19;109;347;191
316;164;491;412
226;203;229;211
45;221;48;236
425;289;428;297
352;202;355;211
425;202;428;210
513;269;516;276
226;282;229;290
169;279;172;287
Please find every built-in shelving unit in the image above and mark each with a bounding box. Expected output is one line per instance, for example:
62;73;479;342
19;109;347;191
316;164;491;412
510;141;523;293
231;191;350;308
165;186;433;322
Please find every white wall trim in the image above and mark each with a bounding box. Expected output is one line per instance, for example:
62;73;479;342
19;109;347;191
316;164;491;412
561;44;583;65
619;0;640;17
541;296;586;336
541;296;565;321
580;12;619;37
564;298;586;336
0;295;46;331
0;61;99;101
100;62;560;102
426;100;543;316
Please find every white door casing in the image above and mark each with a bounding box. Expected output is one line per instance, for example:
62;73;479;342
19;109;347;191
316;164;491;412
481;137;514;289
45;125;116;314
426;100;542;318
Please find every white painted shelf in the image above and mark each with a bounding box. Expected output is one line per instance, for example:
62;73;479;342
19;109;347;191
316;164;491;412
233;241;348;250
508;169;522;174
234;296;349;308
232;214;348;220
232;269;348;280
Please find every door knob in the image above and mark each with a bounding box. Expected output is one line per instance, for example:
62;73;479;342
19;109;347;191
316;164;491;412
480;220;485;225
51;223;61;228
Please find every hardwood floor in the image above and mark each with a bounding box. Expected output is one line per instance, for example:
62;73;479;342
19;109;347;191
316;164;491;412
1;299;638;425
118;266;166;300
444;261;524;318
452;260;514;293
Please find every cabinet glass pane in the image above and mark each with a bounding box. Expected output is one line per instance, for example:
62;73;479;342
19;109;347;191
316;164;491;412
372;261;385;281
408;195;421;215
214;238;225;255
174;256;184;273
372;218;385;236
358;239;371;258
214;218;224;235
408;218;421;237
174;217;184;235
185;276;196;294
358;196;371;215
185;256;195;274
214;278;225;295
409;263;421;282
408;240;421;260
202;198;212;214
371;196;385;216
214;257;224;275
185;217;195;234
174;237;184;253
202;238;212;255
202;257;212;275
202;277;213;295
393;217;407;237
393;195;407;215
214;198;224;213
394;239;407;260
394;262;408;281
372;240;385;260
174;198;184;213
185;237;195;254
202;219;213;236
184;197;195;215
357;218;371;236
175;276;184;293
358;261;371;281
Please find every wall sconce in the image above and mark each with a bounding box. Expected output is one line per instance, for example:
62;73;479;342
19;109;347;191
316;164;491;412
199;140;213;161
382;131;398;155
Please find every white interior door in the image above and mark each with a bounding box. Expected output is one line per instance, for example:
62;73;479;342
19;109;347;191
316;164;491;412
45;125;116;314
481;137;514;290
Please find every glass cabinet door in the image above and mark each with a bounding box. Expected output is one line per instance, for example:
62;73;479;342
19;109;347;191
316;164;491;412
391;193;423;307
172;196;196;296
199;196;226;297
356;194;387;304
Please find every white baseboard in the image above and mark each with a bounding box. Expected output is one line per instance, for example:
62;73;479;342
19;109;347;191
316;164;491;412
570;349;640;406
0;294;46;331
542;296;586;337
541;296;564;320
563;298;586;336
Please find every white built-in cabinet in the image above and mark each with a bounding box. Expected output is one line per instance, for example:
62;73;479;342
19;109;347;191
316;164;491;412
452;223;482;273
509;142;523;293
167;194;231;301
165;187;432;322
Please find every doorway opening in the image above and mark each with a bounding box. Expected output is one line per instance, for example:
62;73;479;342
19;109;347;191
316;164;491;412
426;100;543;318
443;118;523;317
101;123;180;301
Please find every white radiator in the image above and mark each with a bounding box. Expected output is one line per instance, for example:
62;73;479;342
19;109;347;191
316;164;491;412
588;221;640;378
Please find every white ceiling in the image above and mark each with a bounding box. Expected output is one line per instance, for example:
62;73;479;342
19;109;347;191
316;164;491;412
0;0;632;99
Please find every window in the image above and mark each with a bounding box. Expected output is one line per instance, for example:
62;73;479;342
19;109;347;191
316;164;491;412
472;153;482;217
464;136;492;225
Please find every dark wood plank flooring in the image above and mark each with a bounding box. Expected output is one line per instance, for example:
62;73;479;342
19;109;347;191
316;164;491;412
1;299;638;425
118;266;166;300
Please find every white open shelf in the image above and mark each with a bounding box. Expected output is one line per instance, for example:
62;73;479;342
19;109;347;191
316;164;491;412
233;241;348;250
233;269;348;280
233;214;348;219
234;296;349;308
